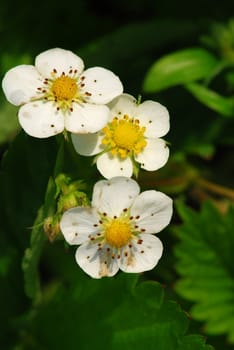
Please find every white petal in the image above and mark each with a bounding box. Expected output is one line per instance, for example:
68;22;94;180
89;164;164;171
75;242;119;278
35;48;84;77
71;132;103;156
60;207;100;245
130;190;173;233
65;103;110;133
18;101;64;138
135;138;169;171
2;65;43;106
80;67;123;104
92;177;140;217
135;100;170;138
97;153;133;179
119;234;163;273
108;93;137;120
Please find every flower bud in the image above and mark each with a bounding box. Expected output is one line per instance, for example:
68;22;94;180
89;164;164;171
44;215;62;242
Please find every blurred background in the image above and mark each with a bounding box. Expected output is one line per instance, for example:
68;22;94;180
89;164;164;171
1;1;234;349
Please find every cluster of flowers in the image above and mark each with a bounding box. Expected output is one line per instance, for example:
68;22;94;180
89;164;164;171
2;48;173;278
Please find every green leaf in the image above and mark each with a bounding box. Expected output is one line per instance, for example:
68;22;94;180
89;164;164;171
175;201;234;343
22;206;46;300
22;176;57;300
110;281;213;350
143;48;219;93
0;244;28;348
0;102;20;145
0;131;58;305
0;129;59;344
19;257;213;350
21;135;67;300
185;83;234;117
0;132;57;248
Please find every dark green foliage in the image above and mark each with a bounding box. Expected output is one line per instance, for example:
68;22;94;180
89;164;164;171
1;3;234;350
175;202;234;343
18;262;214;350
0;132;57;347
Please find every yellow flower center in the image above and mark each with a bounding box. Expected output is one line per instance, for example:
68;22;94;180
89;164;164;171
37;69;85;113
101;115;147;158
52;76;78;101
104;218;132;248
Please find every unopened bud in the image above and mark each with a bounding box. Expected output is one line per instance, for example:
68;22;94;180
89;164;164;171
44;215;62;242
58;191;89;213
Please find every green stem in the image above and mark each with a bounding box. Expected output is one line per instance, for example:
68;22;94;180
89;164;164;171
53;135;65;177
196;177;234;199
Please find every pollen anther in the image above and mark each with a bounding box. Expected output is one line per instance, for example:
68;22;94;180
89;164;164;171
101;115;147;159
103;218;132;248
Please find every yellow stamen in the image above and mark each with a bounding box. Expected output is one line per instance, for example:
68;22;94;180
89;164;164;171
105;218;132;248
37;72;86;113
52;76;78;101
101;116;147;158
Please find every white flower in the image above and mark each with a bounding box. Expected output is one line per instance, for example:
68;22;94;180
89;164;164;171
71;93;170;178
2;48;123;138
60;176;173;279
